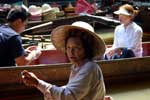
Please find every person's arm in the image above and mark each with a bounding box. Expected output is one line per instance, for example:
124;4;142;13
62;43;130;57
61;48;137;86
8;35;27;65
9;36;41;66
128;29;143;49
105;27;118;57
38;67;93;100
9;36;25;57
39;63;105;100
112;26;119;49
15;56;28;66
16;46;41;66
22;63;105;100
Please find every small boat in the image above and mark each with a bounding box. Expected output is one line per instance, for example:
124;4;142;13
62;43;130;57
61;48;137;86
0;42;150;98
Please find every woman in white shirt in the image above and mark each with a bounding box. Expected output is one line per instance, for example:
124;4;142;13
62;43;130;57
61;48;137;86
21;21;112;100
105;4;143;59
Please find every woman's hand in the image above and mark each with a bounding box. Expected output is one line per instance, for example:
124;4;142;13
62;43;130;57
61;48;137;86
21;70;39;87
106;48;115;58
114;48;122;56
105;48;122;59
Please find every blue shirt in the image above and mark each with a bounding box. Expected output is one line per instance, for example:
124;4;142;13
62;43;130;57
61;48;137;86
0;25;25;67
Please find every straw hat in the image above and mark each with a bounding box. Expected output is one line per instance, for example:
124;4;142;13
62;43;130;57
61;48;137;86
114;4;135;16
64;2;75;13
42;9;56;21
42;4;57;21
42;3;52;13
29;5;42;16
51;21;106;58
72;21;95;32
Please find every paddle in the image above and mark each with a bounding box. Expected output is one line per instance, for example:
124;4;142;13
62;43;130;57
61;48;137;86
21;21;53;35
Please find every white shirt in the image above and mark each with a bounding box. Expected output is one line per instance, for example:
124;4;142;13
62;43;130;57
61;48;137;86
112;22;143;57
37;61;105;100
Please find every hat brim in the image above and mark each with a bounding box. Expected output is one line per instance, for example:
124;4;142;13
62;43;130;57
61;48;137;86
114;9;131;16
51;25;106;58
42;8;52;13
30;11;42;16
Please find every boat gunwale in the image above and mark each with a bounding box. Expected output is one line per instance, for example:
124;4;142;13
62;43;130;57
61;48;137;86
0;56;149;70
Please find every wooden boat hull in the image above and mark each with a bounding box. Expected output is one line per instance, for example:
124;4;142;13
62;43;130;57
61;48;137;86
1;56;150;98
0;42;150;98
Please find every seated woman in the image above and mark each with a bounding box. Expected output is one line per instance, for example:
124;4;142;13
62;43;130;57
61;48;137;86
21;21;113;100
105;4;143;60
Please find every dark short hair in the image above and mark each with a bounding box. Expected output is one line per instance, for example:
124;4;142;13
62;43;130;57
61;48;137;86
65;29;94;60
6;6;30;22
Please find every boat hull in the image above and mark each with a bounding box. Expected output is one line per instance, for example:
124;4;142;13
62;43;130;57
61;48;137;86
0;42;150;98
1;56;150;98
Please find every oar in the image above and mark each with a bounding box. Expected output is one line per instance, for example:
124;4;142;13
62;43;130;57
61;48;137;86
21;21;53;35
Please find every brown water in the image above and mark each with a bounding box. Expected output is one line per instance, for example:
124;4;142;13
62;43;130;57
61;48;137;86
107;81;150;100
20;81;150;100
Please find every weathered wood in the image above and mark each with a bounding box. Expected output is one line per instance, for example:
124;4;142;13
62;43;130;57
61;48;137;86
22;21;53;35
1;56;150;98
0;42;150;98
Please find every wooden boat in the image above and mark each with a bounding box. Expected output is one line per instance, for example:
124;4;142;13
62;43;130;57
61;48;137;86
22;15;150;47
0;42;150;99
22;14;120;35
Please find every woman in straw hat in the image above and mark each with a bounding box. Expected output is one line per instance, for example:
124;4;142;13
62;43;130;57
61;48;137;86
21;21;111;100
105;4;143;60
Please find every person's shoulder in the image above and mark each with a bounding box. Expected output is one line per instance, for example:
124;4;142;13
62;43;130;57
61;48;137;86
115;24;123;31
132;22;143;32
84;61;99;71
114;24;123;34
0;25;19;38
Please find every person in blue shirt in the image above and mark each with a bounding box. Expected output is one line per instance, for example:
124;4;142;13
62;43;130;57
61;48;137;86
0;6;41;67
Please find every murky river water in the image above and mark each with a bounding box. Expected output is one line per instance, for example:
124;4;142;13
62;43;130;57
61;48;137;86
20;80;150;100
107;81;150;100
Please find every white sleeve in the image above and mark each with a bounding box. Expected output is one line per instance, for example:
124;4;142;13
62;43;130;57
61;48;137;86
37;63;104;100
49;67;94;100
112;27;118;49
128;29;143;49
36;71;92;100
37;79;53;100
51;63;103;100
